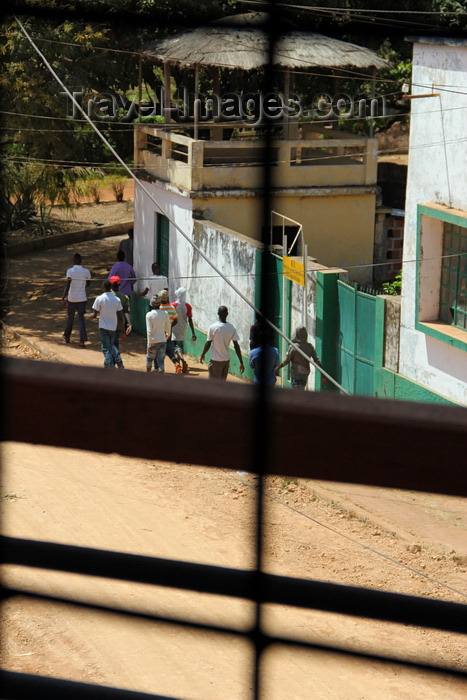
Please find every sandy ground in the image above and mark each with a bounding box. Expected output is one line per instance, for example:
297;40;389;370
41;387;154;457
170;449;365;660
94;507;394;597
1;206;467;699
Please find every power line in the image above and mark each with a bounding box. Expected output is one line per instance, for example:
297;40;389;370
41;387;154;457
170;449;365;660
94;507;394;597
2;126;134;133
33;36;146;57
228;470;467;600
19;34;394;82
8;131;467;175
0;109;137;125
237;0;452;31
21;32;406;84
3;252;466;284
251;1;467;15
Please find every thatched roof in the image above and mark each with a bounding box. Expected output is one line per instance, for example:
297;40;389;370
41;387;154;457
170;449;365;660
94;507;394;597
143;12;388;71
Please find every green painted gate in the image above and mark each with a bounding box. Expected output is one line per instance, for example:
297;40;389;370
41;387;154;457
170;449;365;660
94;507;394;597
336;280;376;396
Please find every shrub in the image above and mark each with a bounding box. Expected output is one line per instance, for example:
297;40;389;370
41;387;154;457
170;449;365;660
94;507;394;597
382;272;402;295
106;174;127;202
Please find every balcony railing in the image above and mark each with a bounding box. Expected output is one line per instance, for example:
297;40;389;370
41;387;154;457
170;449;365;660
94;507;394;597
135;124;378;192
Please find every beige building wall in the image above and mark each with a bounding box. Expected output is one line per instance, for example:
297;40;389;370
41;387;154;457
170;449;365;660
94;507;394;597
194;192;375;283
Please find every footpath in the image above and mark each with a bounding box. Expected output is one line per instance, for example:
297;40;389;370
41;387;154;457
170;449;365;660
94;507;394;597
2;230;467;560
2;232;205;376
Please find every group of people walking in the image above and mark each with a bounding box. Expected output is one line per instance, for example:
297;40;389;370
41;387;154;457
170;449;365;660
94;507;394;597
60;232;198;373
60;232;324;386
61;231;136;368
145;286;196;374
201;306;324;389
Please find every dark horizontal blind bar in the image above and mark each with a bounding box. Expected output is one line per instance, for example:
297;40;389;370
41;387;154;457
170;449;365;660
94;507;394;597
3;537;466;634
4;584;467;681
3;358;467;496
1;671;175;700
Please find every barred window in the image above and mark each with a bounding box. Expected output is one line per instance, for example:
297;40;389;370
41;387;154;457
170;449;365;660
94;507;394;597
439;223;467;330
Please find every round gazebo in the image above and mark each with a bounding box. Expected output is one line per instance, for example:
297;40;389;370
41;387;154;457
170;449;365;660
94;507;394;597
141;12;387;137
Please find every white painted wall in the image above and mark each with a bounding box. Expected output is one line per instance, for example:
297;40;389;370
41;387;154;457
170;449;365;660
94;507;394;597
134;183;260;354
289;266;319;388
133;181;193;298
400;40;467;404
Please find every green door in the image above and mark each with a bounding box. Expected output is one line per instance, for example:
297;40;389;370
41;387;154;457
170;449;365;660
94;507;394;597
257;252;283;348
156;214;170;277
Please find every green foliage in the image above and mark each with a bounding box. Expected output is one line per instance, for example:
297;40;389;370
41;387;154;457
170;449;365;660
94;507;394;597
382;272;402;296
81;170;105;203
432;0;467;26
0;16;155;164
0;158;84;233
136;114;165;124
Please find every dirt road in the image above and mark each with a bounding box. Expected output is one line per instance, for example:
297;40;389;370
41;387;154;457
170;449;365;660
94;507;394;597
1;217;467;699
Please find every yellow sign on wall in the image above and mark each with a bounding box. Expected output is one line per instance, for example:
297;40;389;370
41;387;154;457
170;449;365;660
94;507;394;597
283;256;305;286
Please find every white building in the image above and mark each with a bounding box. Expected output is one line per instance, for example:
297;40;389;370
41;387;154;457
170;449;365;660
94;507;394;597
399;37;467;405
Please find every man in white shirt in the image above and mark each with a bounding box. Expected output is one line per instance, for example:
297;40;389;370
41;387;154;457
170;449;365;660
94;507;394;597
200;306;244;380
171;286;197;373
135;262;168;303
61;253;91;347
85;280;125;369
145;293;171;373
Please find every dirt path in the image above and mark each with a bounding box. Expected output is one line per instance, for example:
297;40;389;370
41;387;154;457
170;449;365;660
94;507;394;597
1;215;467;699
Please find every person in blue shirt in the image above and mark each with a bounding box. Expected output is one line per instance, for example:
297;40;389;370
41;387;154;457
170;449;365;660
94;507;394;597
249;327;279;386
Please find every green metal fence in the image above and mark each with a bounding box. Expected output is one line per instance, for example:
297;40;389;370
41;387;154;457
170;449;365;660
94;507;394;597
336;280;377;396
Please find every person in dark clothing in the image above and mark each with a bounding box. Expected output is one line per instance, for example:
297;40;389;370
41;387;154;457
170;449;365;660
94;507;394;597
276;326;325;389
118;228;134;267
249;318;262;350
249;328;279;386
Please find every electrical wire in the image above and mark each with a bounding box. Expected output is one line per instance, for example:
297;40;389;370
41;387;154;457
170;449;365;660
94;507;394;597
26;32;401;83
2;126;134;133
241;0;467;15
236;0;452;31
0;250;467;284
33;36;147;57
3;252;466;284
237;0;466;31
227;469;467;600
25;32;392;81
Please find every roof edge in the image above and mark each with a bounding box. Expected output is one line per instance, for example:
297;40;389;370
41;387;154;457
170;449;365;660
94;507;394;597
405;36;467;47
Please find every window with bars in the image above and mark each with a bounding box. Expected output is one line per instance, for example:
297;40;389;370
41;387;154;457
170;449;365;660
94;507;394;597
439;223;467;330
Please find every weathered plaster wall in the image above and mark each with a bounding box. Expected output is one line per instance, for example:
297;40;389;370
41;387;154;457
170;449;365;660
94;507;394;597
399;41;467;405
194;191;375;284
188;220;261;357
382;295;401;373
134;181;260;358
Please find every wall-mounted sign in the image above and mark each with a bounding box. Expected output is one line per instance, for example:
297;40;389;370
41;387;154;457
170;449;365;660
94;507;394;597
283;256;305;286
